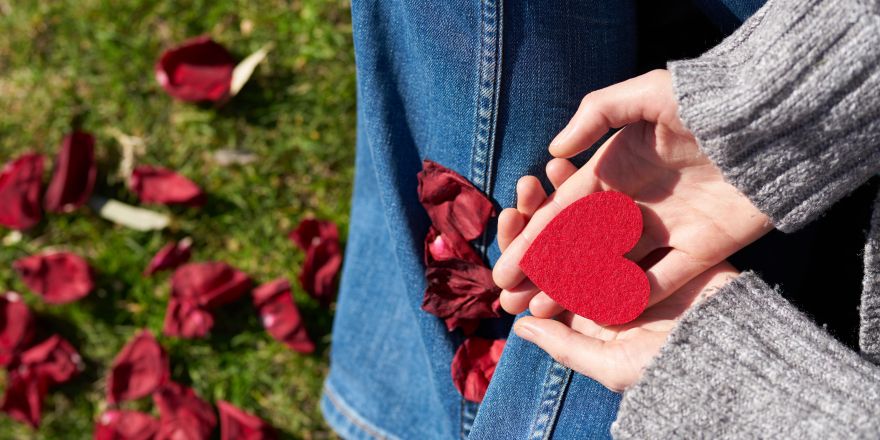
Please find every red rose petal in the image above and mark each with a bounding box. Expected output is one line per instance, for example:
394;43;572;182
171;262;251;309
130;166;206;207
217;401;276;440
417;160;494;241
421;260;501;322
162;298;215;339
0;368;47;428
95;410;160;440
451;337;505;403
13;252;95;304
20;335;82;386
424;227;482;266
252;279;314;354
0;292;34;367
0;152;44;230
155;36;235;102
144;238;193;276
44;131;97;213
153;382;217;440
107;329;170;404
288;219;342;305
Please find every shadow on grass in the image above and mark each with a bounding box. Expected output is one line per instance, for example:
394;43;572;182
215;71;297;129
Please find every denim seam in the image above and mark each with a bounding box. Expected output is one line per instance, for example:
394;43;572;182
470;0;504;255
323;383;400;440
527;361;573;440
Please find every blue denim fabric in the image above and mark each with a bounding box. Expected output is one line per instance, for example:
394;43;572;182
322;1;763;439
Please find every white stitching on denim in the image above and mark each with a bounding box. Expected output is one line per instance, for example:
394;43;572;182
528;361;573;440
323;384;400;440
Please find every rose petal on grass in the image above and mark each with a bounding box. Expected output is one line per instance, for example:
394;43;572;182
107;329;170;404
417;160;494;241
0;368;46;428
0;153;44;230
89;196;171;231
0;292;34;367
289;219;342;305
153;382;217;440
95;410;160;440
162;298;214;339
217;401;277;440
44;131;97;213
13;252;95;304
171;262;251;308
130;166;206;207
229;43;273;97
155;36;235;102
451;337;505;403
20;335;82;386
252;279;314;354
144;238;193;276
421;260;501;322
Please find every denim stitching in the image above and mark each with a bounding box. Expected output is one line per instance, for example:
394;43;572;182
323;384;400;440
470;0;504;254
527;361;573;440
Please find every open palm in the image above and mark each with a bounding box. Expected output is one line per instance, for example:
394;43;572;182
493;70;771;316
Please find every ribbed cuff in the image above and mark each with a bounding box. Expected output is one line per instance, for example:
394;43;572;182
612;272;880;439
669;0;880;232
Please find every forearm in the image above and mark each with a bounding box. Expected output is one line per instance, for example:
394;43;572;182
612;272;880;438
669;0;880;232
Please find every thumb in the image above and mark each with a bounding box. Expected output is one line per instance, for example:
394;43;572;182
549;69;676;159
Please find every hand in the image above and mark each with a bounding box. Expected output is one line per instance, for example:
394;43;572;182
493;69;771;318
513;262;739;392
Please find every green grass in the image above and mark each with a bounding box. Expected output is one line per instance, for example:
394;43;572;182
0;0;355;438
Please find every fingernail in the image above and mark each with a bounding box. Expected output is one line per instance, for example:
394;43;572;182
549;123;573;147
514;321;537;339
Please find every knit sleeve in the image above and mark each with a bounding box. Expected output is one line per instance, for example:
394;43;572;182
610;272;880;438
669;0;880;232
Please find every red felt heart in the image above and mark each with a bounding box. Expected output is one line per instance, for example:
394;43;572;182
520;191;649;325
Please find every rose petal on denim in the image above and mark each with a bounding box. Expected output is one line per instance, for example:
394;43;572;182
130;166;206;207
162;298;214;339
171;262;251;309
0;153;44;230
217;400;277;440
95;410;160;440
424;227;482;266
13;252;95;304
155;36;235;102
421;260;502;321
153;382;217;440
44;131;97;213
144;238;193;276
252;279;314;354
450;337;506;403
289;219;342;305
417;160;494;241
0;292;34;367
107;329;170;404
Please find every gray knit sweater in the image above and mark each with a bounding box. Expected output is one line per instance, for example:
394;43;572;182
612;0;880;438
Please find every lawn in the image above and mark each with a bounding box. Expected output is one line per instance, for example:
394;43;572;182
0;0;356;438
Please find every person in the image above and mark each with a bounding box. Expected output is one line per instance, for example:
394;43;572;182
318;0;880;437
492;0;880;436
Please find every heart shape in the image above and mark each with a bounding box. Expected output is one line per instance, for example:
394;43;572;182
520;191;649;324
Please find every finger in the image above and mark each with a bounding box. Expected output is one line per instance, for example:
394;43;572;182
516;176;546;218
499;278;540;315
549;70;674;159
493;159;607;289
497;208;526;252
514;317;616;387
644;248;712;307
528;292;566;319
546;158;577;190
